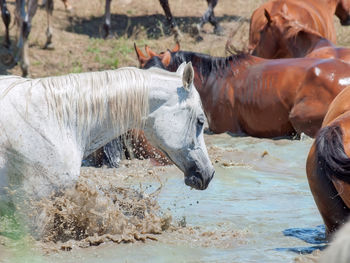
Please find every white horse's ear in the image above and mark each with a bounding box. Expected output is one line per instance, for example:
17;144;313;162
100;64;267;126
176;62;187;75
182;62;194;91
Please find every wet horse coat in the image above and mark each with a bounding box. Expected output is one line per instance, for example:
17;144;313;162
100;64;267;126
135;45;350;138
252;4;350;62
249;0;350;58
307;86;350;235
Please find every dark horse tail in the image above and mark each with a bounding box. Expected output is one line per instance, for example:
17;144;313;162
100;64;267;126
316;125;350;183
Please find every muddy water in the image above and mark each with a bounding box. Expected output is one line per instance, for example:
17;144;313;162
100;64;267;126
0;133;324;263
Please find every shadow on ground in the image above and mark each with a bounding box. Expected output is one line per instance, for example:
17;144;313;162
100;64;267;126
0;36;17;75
66;13;248;39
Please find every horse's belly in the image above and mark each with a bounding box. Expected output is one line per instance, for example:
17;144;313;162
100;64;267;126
239;110;294;138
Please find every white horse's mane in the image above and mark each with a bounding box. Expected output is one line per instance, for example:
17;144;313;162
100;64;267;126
1;67;183;135
43;68;152;133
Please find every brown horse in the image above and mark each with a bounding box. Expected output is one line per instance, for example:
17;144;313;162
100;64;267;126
89;130;171;168
307;86;350;235
249;0;350;59
252;7;350;62
135;44;350;138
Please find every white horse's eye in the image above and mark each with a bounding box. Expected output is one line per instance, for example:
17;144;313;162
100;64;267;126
197;117;205;126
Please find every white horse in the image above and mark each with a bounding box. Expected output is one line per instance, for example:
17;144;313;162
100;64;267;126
319;221;350;263
0;62;214;214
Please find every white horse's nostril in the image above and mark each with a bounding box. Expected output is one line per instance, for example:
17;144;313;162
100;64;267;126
185;175;203;190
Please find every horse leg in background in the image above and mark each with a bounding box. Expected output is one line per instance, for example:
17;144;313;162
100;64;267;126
44;0;53;49
41;0;69;10
159;0;181;42
102;0;112;38
16;0;38;77
103;138;125;168
0;0;11;48
198;0;223;35
61;0;71;11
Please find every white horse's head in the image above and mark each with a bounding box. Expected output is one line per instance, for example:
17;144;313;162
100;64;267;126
144;62;214;190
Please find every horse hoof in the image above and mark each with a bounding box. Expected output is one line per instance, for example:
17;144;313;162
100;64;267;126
195;35;204;42
22;70;29;78
174;33;181;43
44;42;55;50
101;24;110;39
65;5;73;13
190;24;200;37
214;25;224;36
172;26;182;43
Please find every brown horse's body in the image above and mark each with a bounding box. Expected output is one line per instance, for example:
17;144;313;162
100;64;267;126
87;130;171;167
305;38;350;63
307;87;350;235
251;3;350;63
249;0;350;59
127;130;172;166
135;45;350;138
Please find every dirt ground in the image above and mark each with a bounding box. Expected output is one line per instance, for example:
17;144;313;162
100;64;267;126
1;0;350;78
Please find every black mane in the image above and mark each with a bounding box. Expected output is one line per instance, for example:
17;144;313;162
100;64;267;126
143;56;166;70
169;51;250;78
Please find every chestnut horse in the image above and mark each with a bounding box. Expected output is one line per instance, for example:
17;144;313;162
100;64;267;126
249;0;350;59
252;8;350;62
102;0;222;41
90;129;172;168
307;86;350;235
135;44;350;138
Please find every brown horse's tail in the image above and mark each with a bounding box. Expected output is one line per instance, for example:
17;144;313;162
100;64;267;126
316;125;350;183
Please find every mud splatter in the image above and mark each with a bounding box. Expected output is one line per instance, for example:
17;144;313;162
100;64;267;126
159;225;250;249
30;168;172;251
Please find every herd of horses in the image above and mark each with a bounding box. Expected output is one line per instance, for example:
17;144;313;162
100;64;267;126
132;0;350;242
3;0;350;256
0;0;222;77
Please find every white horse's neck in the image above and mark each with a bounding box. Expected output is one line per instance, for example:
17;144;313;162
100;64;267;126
38;67;183;157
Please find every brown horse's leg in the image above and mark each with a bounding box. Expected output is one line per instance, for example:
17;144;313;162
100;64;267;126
289;102;325;137
159;0;181;42
307;142;350;236
86;148;105;167
61;0;71;11
0;0;11;48
199;0;222;35
102;0;112;39
44;0;53;49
